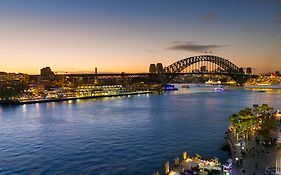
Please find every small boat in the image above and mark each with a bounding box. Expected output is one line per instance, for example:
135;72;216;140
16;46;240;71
257;90;266;93
182;84;190;88
213;86;226;92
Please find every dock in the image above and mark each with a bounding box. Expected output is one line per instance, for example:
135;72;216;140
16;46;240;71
0;91;153;105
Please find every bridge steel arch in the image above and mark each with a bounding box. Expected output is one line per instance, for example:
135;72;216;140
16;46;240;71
163;55;240;74
161;55;248;85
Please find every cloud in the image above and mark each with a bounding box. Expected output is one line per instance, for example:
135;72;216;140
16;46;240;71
166;41;226;53
202;12;217;20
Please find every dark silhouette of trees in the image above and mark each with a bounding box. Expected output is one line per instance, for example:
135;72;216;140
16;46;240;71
0;82;28;100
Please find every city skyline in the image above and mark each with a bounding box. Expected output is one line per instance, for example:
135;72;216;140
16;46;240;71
0;0;281;74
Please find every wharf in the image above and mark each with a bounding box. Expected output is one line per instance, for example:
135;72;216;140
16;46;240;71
0;91;152;105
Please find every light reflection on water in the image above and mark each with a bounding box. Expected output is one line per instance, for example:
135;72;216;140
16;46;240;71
0;86;281;175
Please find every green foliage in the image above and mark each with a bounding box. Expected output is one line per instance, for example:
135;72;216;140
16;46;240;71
258;115;276;140
229;104;276;140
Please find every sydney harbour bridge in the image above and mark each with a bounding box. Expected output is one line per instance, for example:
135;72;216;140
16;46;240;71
60;55;254;87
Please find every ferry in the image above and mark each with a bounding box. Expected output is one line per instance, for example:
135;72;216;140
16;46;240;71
164;84;178;91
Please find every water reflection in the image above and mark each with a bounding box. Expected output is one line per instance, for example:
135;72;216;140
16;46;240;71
22;104;27;113
35;103;40;112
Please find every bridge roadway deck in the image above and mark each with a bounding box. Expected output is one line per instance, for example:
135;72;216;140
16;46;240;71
59;72;253;77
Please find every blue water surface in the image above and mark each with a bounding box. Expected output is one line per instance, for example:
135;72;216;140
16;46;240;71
1;86;281;175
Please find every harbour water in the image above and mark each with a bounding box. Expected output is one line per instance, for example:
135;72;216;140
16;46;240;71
1;85;281;175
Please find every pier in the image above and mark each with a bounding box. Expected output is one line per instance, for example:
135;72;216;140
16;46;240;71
0;91;152;105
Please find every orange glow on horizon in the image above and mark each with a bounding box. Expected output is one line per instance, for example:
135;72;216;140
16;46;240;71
0;53;280;75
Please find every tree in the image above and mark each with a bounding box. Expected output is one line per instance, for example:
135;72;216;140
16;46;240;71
258;115;276;140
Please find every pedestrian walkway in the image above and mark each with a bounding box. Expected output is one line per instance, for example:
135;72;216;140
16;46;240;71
228;124;280;175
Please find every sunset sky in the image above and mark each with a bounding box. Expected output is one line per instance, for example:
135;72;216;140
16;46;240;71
0;0;281;74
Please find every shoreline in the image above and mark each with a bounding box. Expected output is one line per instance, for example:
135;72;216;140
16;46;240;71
245;85;281;89
0;91;153;105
